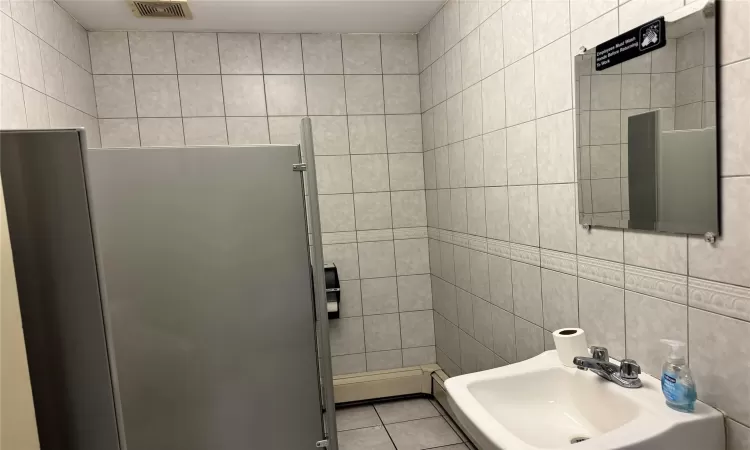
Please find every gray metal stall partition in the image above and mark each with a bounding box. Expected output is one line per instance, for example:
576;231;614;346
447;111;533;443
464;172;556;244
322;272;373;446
1;123;337;450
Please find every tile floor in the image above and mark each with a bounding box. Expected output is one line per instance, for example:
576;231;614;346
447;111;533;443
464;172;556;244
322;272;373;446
336;397;476;450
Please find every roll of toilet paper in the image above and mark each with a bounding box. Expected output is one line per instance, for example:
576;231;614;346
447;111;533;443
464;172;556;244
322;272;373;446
552;328;589;368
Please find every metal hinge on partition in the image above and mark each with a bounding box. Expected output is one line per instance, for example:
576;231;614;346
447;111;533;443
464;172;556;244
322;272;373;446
293;163;307;171
315;439;329;448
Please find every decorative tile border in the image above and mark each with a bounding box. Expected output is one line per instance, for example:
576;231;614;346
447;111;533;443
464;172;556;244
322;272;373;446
487;239;511;259
452;232;470;248
394;227;428;240
468;235;488;252
578;255;624;288
625;265;687;304
357;229;393;242
322;231;357;244
689;278;750;322
510;243;541;266
541;249;577;276
427;227;440;239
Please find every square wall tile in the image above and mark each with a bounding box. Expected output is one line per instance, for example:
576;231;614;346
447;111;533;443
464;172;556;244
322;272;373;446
457;289;475;335
330;316;365;356
435;146;450;189
386;114;422;153
354;192;392;230
14;24;44;93
174;33;219;74
438;189;453;231
422;110;435;151
450;188;468;233
515;316;544;361
493;305;516;362
502;0;533;66
401;310;435;348
323;243;360;280
534;35;572;117
403;346;436;366
420;69;433;112
470;249;490;300
430;8;445;61
504;55;536;126
332;354;366;375
624;231;687;275
460;0;480;39
391;191;427;228
342;34;382;74
483;129;507;186
269;116;304;144
99;119;140;148
454;245;472;292
90;32;131;74
319;194;356;232
463;82;483;139
444;0;461;50
226;117;269;145
512;261;543;326
367;350;403;371
447;93;464;144
260;34;303;74
306;75;346;115
445;45;463;98
39;43;63;101
485;186;509;241
381;34;418;74
489;255;513;312
311;116;350;155
301;34;343;75
133;75;181;117
538;183;577;254
432;57;447;105
449;142;466;188
689;175;750;287
395;238;430;276
418;24;431;73
461;29;481;89
359;241;397;278
384;75;420;114
464;136;484;187
625;291;687;378
440;242;456;286
183;117;227;145
579;279;625;359
389;154;425;191
94;75;136;118
351;154;389;192
138;118;184;146
218;33;263;74
689;308;750;425
506;121;537;185
339;279;362;318
316;155;353;194
482;69;506;133
466;188;487;237
532;0;570;50
364;313;402;351
345;75;384;114
536;110;575;183
719;59;750;177
362;277;399;315
264;75;307;115
128;32;176;74
474;297;495;349
433;102;448;148
222;75;266;116
480;8;504;79
349;115;387;154
508;185;539;246
398;274;432;312
541;269;579;331
179;75;224;116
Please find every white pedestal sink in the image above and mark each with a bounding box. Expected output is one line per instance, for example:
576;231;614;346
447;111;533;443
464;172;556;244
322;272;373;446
445;351;724;450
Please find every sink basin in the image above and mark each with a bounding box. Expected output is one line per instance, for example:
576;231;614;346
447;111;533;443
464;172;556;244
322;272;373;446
445;351;724;450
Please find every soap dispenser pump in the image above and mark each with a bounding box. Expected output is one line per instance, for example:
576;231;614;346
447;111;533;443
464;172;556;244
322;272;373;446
660;339;697;413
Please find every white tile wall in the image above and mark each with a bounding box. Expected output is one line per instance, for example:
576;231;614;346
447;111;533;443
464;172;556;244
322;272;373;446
89;30;432;376
421;0;750;438
0;2;99;145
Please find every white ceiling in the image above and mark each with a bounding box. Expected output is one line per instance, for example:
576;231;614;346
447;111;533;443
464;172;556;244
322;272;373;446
58;0;444;33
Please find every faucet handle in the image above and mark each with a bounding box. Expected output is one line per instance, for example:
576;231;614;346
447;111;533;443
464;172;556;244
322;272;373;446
591;346;609;362
620;359;641;380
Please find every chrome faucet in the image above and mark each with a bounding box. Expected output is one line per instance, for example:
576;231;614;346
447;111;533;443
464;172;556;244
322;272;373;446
573;346;643;389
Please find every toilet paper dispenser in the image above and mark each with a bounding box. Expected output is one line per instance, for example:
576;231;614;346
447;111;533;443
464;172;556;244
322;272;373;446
324;263;340;319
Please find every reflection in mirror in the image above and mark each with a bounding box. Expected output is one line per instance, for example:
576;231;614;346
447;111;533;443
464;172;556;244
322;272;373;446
574;4;719;236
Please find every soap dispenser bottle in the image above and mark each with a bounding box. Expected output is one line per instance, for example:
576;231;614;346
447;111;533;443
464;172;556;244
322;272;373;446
660;339;697;412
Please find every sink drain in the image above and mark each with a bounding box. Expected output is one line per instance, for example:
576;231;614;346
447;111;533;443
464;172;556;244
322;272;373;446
570;436;589;444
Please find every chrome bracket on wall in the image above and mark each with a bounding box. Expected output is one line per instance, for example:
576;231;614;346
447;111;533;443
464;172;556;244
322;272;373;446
315;439;329;448
293;163;307;171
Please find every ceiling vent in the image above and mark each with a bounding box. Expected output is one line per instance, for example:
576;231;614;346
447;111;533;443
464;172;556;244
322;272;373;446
129;0;192;19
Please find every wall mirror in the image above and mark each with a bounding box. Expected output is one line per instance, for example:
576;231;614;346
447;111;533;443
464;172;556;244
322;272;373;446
574;1;719;239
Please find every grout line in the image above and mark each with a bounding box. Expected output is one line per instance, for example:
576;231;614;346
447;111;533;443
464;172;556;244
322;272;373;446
125;32;142;147
214;32;229;144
